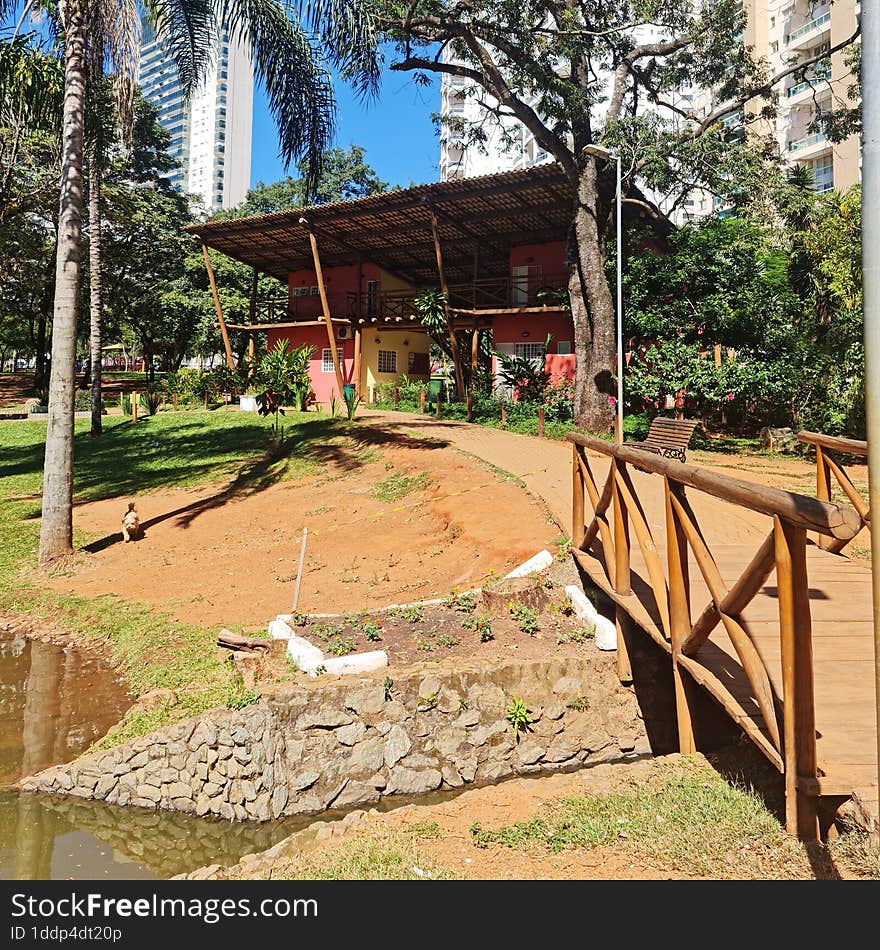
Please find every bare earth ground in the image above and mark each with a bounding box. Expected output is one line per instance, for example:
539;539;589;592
46;432;560;628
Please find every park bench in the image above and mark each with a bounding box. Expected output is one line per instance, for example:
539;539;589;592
629;416;700;463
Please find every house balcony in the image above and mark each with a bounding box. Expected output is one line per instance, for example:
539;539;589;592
786;12;831;50
785;75;830;106
787;131;831;160
253;273;570;326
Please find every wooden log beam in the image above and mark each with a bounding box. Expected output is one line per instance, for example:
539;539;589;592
217;629;270;653
301;219;346;400
428;208;466;399
797;430;868;457
566;432;861;540
202;243;236;371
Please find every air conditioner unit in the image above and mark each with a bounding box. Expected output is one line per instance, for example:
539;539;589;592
336;325;350;340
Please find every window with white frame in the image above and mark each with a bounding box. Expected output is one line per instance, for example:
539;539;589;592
515;342;546;362
812;154;833;192
322;348;343;373
377;349;397;373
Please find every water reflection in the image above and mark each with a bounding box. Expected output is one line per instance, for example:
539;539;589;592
0;630;306;880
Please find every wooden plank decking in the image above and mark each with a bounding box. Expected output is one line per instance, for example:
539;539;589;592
568;433;879;835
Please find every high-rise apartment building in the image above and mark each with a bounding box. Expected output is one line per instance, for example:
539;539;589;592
742;0;860;194
139;21;254;211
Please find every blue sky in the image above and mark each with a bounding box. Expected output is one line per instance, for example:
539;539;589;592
250;66;441;190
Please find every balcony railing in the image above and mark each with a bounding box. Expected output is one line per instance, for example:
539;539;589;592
253;273;571;325
788;131;827;152
787;11;830;44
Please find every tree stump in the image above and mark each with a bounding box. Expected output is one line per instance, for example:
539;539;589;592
481;575;550;614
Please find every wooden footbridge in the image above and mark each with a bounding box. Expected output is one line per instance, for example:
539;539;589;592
569;429;878;840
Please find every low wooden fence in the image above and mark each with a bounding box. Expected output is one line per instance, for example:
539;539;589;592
568;432;861;840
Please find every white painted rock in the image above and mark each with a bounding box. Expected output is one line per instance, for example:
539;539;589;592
594;614;617;651
311;651;388;677
563;585;598;623
505;549;554;579
286;635;325;670
268;619;293;640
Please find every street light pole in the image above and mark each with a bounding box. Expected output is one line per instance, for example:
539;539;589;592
860;0;880;839
615;153;624;444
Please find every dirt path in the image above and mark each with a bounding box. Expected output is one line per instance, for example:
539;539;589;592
48;423;560;628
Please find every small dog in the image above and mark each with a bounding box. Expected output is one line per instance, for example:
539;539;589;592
122;502;141;543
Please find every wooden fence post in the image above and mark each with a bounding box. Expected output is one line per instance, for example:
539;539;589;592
131;391;138;423
612;460;632;683
436;392;442;417
666;478;695;752
419;389;426;414
172;393;178;411
393;387;399;409
572;445;585;548
774;515;819;841
815;445;832;550
501;404;507;426
538;406;545;438
467;394;473;422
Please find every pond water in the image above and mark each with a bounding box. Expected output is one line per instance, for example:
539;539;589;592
0;630;315;880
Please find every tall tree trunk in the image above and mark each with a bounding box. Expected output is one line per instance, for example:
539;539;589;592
570;162;616;433
88;155;103;436
38;0;86;565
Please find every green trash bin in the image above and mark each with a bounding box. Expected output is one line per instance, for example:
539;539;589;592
427;378;442;400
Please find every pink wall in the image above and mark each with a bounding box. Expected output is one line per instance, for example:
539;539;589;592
509;241;567;275
267;326;355;403
288;263;383;319
491;311;576;384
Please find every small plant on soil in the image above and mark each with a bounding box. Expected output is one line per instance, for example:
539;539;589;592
290;612;310;626
553;534;572;561
383;676;394;700
444;590;477;613
437;634;461;648
566;697;590;711
327;635;356;656
505;696;532;735
344;611;366;626
416;639;434;652
390;604;423;623
568;625;595;643
509;603;539;635
286;657;300;673
309;622;336;642
463;611;493;642
559;596;574;616
361;618;383;642
374;471;430;502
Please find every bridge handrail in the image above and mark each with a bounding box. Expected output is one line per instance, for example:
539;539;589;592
796;430;868;457
566;432;861;541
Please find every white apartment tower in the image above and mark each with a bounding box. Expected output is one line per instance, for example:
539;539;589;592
139;21;254;211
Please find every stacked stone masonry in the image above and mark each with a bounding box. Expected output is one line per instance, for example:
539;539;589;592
21;656;647;821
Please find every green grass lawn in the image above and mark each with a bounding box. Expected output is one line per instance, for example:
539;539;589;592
0;409;348;748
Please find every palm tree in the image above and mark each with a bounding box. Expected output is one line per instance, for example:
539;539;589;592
2;0;379;564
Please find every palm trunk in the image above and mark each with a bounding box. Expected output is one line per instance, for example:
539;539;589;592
88;154;103;436
570;162;616;433
38;0;86;565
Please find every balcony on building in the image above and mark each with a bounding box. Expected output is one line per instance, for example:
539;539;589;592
785;8;831;51
787;130;831;160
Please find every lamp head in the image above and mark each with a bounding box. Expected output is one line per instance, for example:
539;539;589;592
582;144;614;160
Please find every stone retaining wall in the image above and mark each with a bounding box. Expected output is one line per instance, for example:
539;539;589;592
21;654;647;822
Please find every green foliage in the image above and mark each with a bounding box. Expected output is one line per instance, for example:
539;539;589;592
389;604;423;623
462;611;493;641
139;388;162;416
374;471;430;502
444;590;477;613
494;336;553;403
505;696;532;733
118;394;132;417
254;340;315;432
510;603;539;635
327;635;356;656
342;386;362;421
565;697;590;711
361;618;383;641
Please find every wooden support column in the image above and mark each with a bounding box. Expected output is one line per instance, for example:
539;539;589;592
353;329;363;397
666;478;695;752
774;515;819;841
354;258;363;396
572;445;585;550
471;325;480;388
247;267;258;379
301;218;345;400
428;208;466;398
202;244;236;371
612;459;632;683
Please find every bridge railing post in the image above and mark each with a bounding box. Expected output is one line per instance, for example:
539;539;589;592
773;515;819;841
572;444;585;549
666;477;695;753
815;445;832;550
612;459;632;683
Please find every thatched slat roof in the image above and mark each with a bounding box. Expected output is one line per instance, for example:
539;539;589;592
185;163;577;285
